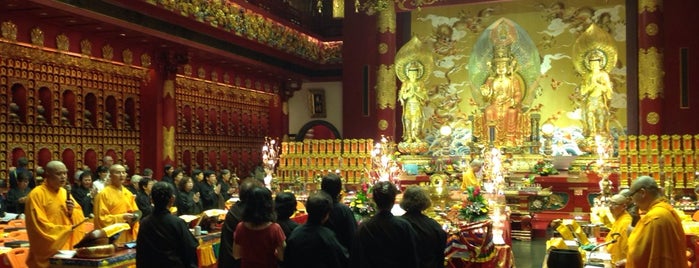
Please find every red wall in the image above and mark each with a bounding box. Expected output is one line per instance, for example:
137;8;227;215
663;0;699;134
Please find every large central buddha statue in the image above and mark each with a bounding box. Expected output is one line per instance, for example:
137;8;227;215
480;45;524;147
468;18;541;149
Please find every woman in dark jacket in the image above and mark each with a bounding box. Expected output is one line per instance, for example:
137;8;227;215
136;178;155;219
176;176;203;216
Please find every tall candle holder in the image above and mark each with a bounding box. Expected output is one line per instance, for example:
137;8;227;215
262;137;279;189
366;136;403;187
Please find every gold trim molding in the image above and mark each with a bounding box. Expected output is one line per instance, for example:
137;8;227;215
376;64;396;109
176;75;275;107
639;0;662;13
378;43;388;54
639;47;664;100
0;41;147;80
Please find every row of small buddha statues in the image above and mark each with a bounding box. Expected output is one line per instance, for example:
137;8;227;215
620;135;699;189
277;139;374;184
8;101;134;130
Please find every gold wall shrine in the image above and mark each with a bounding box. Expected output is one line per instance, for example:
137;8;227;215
278;139;373;184
174;75;276;174
619;135;698;189
0;31;145;179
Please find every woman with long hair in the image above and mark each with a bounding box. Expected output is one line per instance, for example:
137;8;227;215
233;186;286;268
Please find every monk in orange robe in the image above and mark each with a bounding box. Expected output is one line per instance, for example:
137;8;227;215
461;159;483;190
25;160;87;268
620;176;687;267
605;194;632;265
93;164;139;244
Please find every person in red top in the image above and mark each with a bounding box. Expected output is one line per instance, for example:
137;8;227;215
233;186;286;268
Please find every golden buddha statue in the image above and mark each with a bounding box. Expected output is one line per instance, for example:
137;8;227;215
398;61;427;143
395;36;433;154
469;18;540;149
573;24;617;139
480;45;524;147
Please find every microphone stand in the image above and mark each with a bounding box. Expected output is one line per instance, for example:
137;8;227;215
585;233;620;267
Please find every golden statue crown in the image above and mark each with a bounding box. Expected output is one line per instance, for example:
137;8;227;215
493;46;511;63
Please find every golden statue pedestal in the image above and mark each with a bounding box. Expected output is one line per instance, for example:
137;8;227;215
397;141;429;155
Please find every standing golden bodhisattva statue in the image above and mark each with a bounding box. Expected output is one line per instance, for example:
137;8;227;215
399;61;427;143
395;36;433;154
573;24;617;139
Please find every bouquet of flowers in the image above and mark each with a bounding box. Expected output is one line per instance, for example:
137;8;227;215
349;181;376;222
531;160;559;176
459;186;490;222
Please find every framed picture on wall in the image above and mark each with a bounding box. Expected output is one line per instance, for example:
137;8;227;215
308;89;326;118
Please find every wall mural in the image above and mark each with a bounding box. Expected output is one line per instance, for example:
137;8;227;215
412;0;627;156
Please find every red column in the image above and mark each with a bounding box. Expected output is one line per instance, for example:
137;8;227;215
375;3;397;140
638;0;663;134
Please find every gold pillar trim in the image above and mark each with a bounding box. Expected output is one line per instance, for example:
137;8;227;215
163;126;175;160
377;2;396;34
639;0;662;13
332;0;344;18
378;43;388;54
645;23;659;36
378;119;389;130
639;47;664;100
376;64;396;109
163;80;175;98
646;112;660;125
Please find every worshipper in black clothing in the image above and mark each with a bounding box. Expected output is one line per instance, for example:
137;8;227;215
142;168;154;179
170;169;184;195
176;176;203;215
9;157;36;189
136;182;199;268
350;181;420;268
72;171;96;216
162;164;175;185
219;169;236;202
285;191;349;268
5;171;31;213
135;178;155;219
321;173;357;251
219;178;263;268
400;186;447;268
275;192;299;238
191;169;204;194
199;170;222;210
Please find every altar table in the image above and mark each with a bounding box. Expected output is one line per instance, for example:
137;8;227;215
49;232;221;268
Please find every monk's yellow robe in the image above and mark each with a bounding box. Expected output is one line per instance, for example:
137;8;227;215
626;199;687;268
461;168;479;190
606;211;632;264
93;184;139;244
25;184;86;268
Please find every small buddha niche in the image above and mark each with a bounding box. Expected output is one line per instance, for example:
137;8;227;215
123;114;132;130
83;110;92;127
60;107;71;126
104;112;113;129
124;98;136;130
9;103;21;123
35;105;47;125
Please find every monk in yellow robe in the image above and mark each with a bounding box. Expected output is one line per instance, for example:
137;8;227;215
605;194;632;265
93;164;139;244
621;176;687;268
25;161;87;268
461;159;483;190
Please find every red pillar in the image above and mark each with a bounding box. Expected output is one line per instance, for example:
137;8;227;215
375;3;397;140
638;0;663;134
